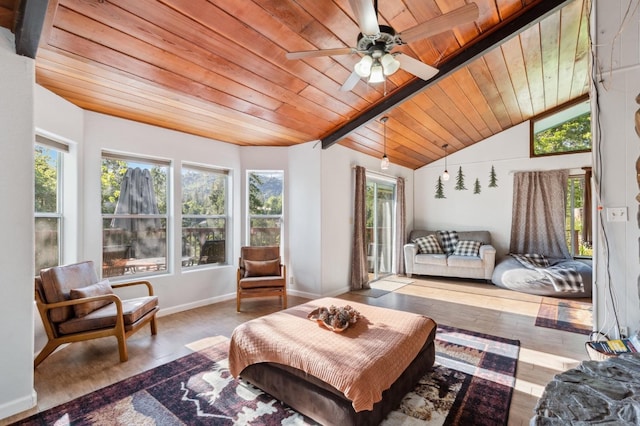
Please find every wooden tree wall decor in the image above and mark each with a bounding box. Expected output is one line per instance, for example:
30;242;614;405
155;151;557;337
455;166;467;190
435;176;445;199
474;178;481;194
489;165;498;188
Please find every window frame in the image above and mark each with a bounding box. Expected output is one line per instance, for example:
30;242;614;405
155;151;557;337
530;94;591;158
246;170;284;248
566;172;592;259
100;152;171;279
34;135;67;275
181;163;231;269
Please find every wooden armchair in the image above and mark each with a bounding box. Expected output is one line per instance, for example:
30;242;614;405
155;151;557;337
236;246;286;312
34;260;159;367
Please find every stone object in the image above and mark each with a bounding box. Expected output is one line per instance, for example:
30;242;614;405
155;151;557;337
531;353;640;424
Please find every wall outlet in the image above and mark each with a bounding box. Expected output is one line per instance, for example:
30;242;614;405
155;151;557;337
606;207;628;222
290;276;294;285
620;326;628;338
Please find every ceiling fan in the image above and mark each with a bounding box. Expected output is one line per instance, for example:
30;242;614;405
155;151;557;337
286;0;479;92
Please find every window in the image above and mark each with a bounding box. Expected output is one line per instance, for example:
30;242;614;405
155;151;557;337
531;97;591;156
247;171;283;246
365;175;396;280
566;174;592;258
34;136;66;275
181;165;230;267
101;153;169;278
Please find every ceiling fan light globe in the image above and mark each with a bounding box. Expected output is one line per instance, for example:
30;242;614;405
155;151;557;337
381;54;400;75
369;63;385;83
354;55;373;77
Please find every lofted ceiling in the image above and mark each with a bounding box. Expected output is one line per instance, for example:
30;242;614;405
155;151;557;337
3;0;590;170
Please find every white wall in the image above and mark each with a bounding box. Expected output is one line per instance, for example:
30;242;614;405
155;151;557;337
414;121;591;259
592;0;640;338
0;29;36;419
288;142;322;297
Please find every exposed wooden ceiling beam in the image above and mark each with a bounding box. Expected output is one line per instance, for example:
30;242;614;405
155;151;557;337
321;0;575;149
14;0;48;58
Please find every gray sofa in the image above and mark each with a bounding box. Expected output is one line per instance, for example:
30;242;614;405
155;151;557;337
404;230;496;281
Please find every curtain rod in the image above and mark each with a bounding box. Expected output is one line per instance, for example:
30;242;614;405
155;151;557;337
351;164;398;180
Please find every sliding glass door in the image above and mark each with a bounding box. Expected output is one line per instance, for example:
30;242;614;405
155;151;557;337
365;175;396;281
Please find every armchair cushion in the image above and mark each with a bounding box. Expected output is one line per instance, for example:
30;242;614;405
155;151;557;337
239;276;287;289
413;235;443;254
40;261;100;323
58;296;158;335
70;279;114;318
452;240;482;257
244;258;281;277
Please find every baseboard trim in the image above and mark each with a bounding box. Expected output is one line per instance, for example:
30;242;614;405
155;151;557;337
0;389;37;421
157;293;236;317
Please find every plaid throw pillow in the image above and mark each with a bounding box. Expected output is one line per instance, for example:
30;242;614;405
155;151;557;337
438;230;459;255
413;235;443;254
452;240;482;257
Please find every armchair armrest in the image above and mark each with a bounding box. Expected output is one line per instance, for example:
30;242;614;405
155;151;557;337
37;293;125;323
111;280;154;296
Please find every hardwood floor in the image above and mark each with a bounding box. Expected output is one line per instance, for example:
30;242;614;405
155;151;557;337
2;276;591;425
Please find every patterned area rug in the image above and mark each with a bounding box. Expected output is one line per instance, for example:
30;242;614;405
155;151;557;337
14;326;519;426
535;297;592;335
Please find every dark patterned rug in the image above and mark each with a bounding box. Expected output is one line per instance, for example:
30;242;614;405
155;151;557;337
14;326;519;425
535;297;592;335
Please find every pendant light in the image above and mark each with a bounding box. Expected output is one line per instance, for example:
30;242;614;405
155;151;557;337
442;144;450;181
380;116;389;170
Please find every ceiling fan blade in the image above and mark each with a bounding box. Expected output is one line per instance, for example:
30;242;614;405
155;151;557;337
348;0;380;36
286;47;356;60
396;54;439;81
340;70;361;92
396;3;479;44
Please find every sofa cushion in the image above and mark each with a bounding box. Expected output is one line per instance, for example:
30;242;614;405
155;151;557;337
447;255;483;268
415;254;448;266
413;235;443;254
453;240;482;257
70;279;114;318
438;230;459;255
58;296;158;335
244;258;281;277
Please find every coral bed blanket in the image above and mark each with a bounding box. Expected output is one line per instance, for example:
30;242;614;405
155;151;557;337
229;297;436;412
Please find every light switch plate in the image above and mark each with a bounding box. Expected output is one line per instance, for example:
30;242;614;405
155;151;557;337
606;207;628;222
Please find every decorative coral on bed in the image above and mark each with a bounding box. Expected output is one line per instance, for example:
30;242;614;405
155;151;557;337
308;305;361;332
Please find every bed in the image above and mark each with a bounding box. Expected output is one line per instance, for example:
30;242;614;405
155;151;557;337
491;256;592;297
228;297;437;425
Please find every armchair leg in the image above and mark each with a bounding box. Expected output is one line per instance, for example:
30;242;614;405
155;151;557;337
34;341;62;368
117;334;128;362
150;317;158;335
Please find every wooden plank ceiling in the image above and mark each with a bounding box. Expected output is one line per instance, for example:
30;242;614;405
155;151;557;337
5;0;590;170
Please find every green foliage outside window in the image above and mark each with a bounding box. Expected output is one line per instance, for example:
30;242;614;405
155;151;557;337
533;112;591;155
34;146;58;213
